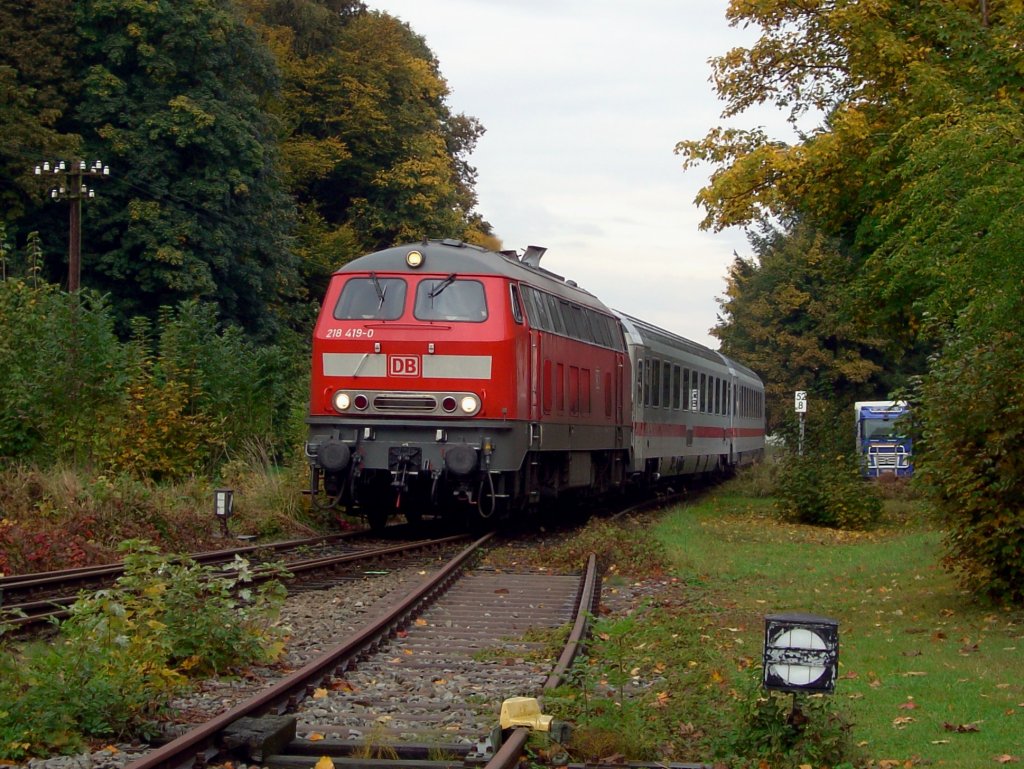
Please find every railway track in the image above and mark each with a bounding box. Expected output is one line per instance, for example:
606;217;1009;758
118;533;600;769
0;529;470;631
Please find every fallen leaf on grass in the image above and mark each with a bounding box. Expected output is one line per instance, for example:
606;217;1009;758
892;716;915;728
944;721;982;733
898;700;920;710
994;756;1019;764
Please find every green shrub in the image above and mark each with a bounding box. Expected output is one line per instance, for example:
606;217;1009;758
775;452;883;529
0;279;126;463
718;670;858;769
918;307;1024;601
772;402;883;530
0;542;290;758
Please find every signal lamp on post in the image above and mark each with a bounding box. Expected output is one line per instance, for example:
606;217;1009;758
213;488;234;537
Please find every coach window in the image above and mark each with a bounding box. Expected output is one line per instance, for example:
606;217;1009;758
509;284;524;324
662;363;672;408
682;369;690;411
335;276;407;320
700;372;707;412
651;359;661;407
673;365;681;409
415;278;487;321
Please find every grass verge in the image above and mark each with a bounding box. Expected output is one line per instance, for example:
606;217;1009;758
518;487;1024;767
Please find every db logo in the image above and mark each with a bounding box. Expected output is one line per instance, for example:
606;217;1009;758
389;355;420;377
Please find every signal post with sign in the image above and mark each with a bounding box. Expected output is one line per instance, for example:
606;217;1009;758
794;390;807;455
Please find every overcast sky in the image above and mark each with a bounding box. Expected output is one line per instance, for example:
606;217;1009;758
368;0;783;349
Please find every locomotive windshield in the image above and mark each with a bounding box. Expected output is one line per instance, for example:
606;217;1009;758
414;277;487;322
334;275;407;320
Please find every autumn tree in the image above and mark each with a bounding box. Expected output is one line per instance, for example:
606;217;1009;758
714;221;888;431
0;0;82;225
684;0;1024;598
242;1;495;300
23;0;301;338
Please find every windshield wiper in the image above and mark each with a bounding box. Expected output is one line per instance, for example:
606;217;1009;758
428;273;457;299
369;272;385;307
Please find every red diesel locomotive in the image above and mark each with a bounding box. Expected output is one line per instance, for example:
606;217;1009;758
306;239;765;529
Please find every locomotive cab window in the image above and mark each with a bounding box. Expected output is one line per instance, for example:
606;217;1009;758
334;275;407;320
414;277;487;322
509;284;524;324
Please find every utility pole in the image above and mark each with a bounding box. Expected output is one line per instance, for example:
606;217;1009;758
34;159;110;292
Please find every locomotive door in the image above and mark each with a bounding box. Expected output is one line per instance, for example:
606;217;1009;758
529;329;542;422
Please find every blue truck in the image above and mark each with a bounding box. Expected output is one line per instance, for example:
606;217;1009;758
854;401;913;478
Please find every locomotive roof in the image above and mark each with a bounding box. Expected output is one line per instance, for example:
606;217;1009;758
336;239;612;311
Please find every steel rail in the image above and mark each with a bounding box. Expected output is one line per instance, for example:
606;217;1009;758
0;530;369;595
483;551;600;769
3;534;470;631
122;532;495;769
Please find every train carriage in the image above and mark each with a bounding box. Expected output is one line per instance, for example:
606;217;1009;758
617;313;765;481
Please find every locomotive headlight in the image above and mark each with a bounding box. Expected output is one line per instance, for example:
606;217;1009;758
405;249;424;268
460;395;480;415
333;392;351;412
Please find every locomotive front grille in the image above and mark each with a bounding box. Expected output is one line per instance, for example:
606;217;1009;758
373;394;438;412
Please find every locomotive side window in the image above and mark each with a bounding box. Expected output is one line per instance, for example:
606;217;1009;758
581;368;591;414
415;278;487;322
546;294;567;335
334;276;407;320
510;284;524;324
518;286;623;350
